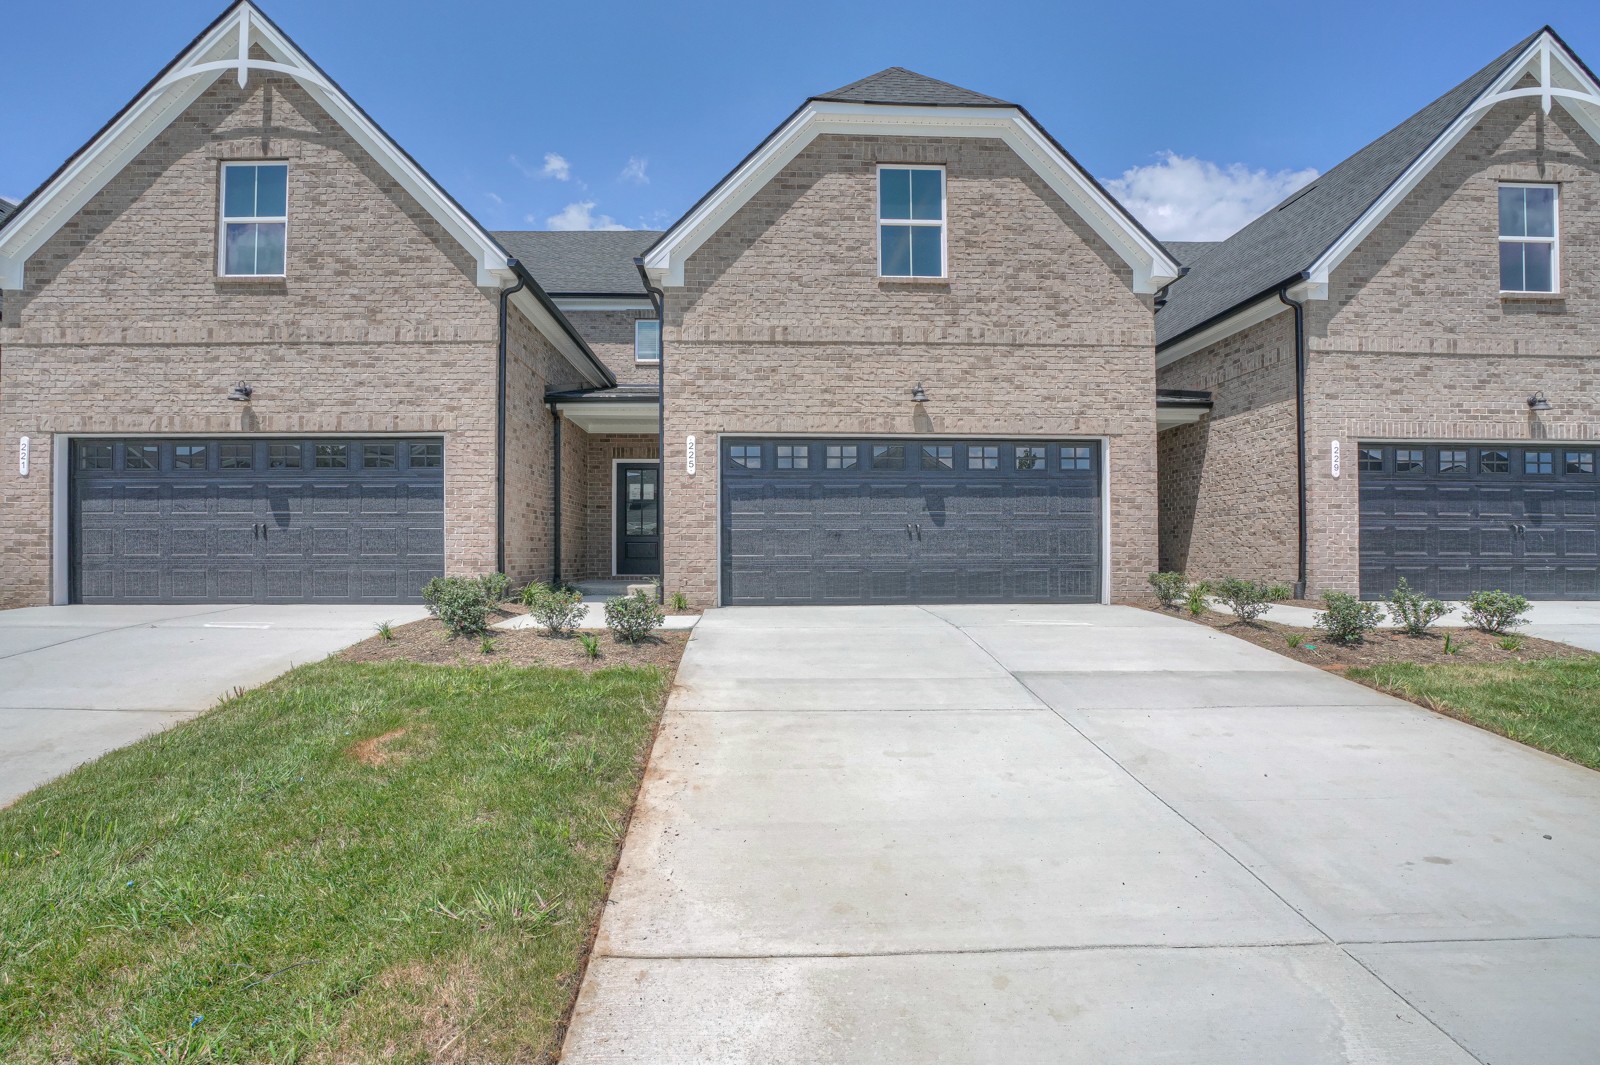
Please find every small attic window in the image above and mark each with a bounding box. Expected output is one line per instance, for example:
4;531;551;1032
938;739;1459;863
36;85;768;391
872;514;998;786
220;162;287;276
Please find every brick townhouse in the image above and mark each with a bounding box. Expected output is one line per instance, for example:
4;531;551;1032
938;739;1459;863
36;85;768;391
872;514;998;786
1;2;1596;608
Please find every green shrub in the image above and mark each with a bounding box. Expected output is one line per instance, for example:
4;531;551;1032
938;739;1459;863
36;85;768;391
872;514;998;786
375;620;395;641
1443;633;1459;655
421;576;491;638
1464;589;1531;634
1499;635;1524;652
1211;577;1292;623
528;585;587;637
605;590;664;644
519;580;550;607
579;633;602;660
1314;591;1385;644
1285;632;1306;649
478;572;512;606
670;591;689;612
1148;572;1188;608
1185;580;1211;616
1387;577;1449;636
479;636;497;655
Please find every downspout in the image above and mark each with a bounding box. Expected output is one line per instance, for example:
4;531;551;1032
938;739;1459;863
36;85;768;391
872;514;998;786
496;261;528;575
1278;282;1309;600
549;403;563;586
634;257;666;605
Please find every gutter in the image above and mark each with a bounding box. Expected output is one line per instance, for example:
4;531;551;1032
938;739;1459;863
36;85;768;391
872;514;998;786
503;257;617;389
634;257;667;605
496;264;529;575
1278;281;1310;600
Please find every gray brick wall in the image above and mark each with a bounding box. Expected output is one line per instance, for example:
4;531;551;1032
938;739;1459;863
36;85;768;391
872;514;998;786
564;308;661;386
0;70;582;606
660;133;1159;606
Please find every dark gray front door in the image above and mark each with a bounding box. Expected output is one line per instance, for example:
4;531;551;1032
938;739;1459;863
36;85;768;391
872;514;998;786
615;462;661;577
719;438;1102;606
70;437;445;604
1359;442;1599;600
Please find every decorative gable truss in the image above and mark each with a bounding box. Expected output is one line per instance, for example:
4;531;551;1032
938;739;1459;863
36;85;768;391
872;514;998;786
641;99;1183;294
1306;30;1600;298
0;1;609;386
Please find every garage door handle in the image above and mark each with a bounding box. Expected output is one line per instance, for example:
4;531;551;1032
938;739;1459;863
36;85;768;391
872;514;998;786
914;523;922;540
253;523;259;540
905;523;914;540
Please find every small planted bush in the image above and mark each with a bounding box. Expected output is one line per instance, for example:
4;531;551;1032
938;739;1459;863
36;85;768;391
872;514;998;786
421;576;491;638
375;620;395;641
579;633;602;660
1464;589;1531;634
1314;591;1385;644
670;591;690;612
1148;572;1188;609
519;580;550;608
1387;577;1449;636
1499;635;1524;652
528;585;587;637
478;572;512;607
1185;580;1211;616
1211;577;1292;624
605;590;665;644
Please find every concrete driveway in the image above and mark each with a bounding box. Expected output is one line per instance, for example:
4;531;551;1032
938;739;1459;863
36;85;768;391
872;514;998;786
0;603;426;806
563;604;1600;1064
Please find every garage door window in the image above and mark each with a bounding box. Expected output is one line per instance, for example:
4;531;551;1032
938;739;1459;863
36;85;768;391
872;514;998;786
1358;448;1383;473
124;444;159;471
364;443;398;469
1567;451;1595;475
1439;449;1468;474
969;446;999;470
728;445;761;469
776;445;809;469
79;444;112;471
219;443;253;470
1481;450;1510;474
826;445;858;470
316;443;349;469
409;441;443;468
174;444;208;470
921;445;954;470
268;443;302;469
1060;446;1093;471
1525;451;1555;475
1395;449;1423;473
1016;446;1045;470
871;445;905;469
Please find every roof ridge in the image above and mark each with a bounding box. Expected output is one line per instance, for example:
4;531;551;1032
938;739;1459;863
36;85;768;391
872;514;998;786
811;66;1014;108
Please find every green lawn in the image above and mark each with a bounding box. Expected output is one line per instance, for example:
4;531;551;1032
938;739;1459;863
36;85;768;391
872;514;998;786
1349;656;1600;770
0;659;668;1064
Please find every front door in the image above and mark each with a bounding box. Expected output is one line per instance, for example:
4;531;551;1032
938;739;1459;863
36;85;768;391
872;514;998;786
615;462;661;576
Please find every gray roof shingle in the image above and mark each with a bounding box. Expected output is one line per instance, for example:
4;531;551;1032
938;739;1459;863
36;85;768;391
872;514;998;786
0;198;17;226
811;67;1013;108
1155;29;1544;347
494;229;663;297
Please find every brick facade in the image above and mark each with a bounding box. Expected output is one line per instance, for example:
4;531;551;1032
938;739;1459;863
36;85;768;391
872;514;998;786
660;133;1159;606
0;69;584;606
565;308;660;386
1158;98;1600;596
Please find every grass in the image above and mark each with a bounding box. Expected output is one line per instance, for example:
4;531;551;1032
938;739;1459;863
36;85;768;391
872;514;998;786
0;659;669;1063
1348;656;1600;770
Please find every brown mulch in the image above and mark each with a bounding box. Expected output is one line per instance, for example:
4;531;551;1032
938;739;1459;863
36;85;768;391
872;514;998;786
342;615;690;674
1152;606;1587;669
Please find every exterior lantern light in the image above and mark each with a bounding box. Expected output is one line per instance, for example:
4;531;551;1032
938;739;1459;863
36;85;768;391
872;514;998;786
228;382;254;402
1527;391;1552;411
911;382;928;403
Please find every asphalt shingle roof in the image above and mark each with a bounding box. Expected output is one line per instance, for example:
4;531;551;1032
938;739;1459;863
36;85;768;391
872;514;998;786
494;229;663;297
0;198;17;226
811;67;1013;108
1155;29;1544;347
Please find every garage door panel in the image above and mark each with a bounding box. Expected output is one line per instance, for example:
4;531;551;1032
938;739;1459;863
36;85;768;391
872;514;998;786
721;438;1101;605
1561;488;1597;518
1563;529;1597;557
72;437;443;604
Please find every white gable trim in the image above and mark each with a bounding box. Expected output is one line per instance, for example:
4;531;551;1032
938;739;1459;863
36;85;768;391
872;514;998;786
0;2;609;387
1156;292;1296;368
641;100;1181;293
1306;31;1600;296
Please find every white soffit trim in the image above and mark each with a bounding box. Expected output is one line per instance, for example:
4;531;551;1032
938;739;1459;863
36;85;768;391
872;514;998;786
1308;31;1600;293
555;402;661;435
555;297;656;312
1156;292;1296;367
0;2;515;291
641;101;1182;293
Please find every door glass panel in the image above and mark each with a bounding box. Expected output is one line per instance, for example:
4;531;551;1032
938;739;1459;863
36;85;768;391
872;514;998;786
315;443;349;469
626;470;659;536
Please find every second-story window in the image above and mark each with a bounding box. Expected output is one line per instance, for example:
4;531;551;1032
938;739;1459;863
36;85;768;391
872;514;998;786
634;318;661;363
878;166;944;278
1498;183;1557;293
221;162;287;276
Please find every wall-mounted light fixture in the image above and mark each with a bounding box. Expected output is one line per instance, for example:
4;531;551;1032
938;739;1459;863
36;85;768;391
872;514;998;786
1527;391;1552;411
911;382;928;403
228;382;253;402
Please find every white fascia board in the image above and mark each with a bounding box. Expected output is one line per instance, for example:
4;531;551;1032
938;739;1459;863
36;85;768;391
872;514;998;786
642;100;1180;293
554;297;656;312
1156;290;1299;368
0;2;516;291
1307;32;1600;292
509;288;611;387
555;402;660;435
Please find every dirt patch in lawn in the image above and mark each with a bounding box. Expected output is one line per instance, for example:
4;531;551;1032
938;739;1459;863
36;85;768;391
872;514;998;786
1153;606;1587;669
343;615;690;674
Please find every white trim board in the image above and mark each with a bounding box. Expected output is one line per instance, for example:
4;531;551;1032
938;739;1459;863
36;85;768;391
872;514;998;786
641;100;1181;293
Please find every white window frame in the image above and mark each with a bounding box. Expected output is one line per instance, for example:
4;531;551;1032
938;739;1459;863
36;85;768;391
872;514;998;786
634;318;661;364
876;164;947;279
218;161;288;277
1498;181;1559;294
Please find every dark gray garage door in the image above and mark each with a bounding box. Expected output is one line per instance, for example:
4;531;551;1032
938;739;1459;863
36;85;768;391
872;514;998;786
1359;442;1599;600
71;437;445;604
720;438;1102;605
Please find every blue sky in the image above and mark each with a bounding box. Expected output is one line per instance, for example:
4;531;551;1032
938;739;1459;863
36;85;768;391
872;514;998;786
3;1;1598;240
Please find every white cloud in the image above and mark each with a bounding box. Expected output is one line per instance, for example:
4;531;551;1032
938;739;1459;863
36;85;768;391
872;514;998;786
509;153;538;178
484;191;504;208
541;152;571;181
620;156;649;185
1105;152;1319;242
545;201;627;231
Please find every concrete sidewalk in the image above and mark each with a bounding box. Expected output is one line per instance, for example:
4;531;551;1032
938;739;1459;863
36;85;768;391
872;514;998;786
0;603;426;806
561;604;1600;1064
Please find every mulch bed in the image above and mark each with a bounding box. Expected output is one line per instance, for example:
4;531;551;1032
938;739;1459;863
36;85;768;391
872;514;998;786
1154;606;1588;669
342;613;690;674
